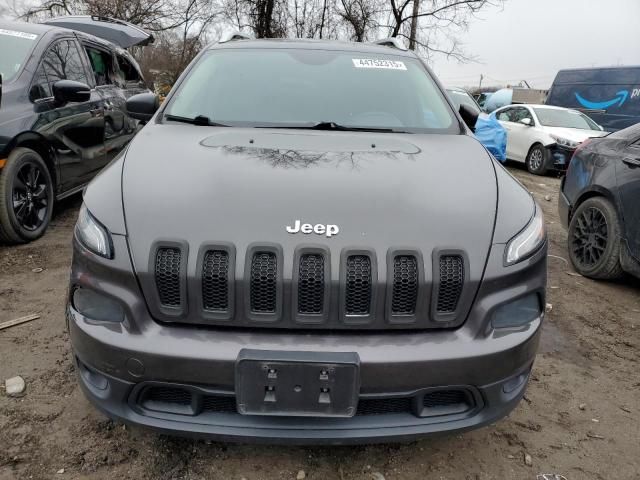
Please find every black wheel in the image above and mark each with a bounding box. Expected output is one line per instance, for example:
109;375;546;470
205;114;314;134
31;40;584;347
525;144;548;175
568;197;624;280
0;148;54;244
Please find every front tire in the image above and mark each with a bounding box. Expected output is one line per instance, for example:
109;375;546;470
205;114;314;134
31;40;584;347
0;148;54;244
525;144;548;175
568;197;624;280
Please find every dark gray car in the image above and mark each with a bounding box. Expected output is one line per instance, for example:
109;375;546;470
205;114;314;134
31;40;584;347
67;36;548;444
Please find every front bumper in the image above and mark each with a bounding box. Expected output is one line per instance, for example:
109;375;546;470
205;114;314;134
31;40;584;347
72;346;534;444
547;144;576;171
67;234;546;444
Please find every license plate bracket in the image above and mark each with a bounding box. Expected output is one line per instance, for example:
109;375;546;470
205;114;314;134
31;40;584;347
235;349;360;417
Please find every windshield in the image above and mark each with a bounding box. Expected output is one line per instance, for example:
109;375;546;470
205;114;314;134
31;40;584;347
0;28;38;82
533;108;600;130
165;49;457;133
446;89;481;115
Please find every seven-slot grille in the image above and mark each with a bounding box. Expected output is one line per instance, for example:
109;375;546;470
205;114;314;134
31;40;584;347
436;255;464;313
151;246;467;325
391;255;419;314
250;252;278;313
202;250;229;311
345;255;373;315
298;254;325;314
155;247;182;307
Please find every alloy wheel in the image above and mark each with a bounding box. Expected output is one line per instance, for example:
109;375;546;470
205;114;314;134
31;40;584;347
570;206;608;268
529;148;543;171
12;162;49;231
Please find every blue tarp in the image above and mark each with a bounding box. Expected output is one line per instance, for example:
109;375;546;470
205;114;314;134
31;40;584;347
474;113;507;162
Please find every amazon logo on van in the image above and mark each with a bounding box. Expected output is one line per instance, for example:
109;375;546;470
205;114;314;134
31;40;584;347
575;87;639;110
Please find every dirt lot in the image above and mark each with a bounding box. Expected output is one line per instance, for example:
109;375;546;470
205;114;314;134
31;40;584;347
1;166;639;480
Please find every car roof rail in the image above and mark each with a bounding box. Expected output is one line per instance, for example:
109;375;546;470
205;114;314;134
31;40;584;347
219;31;254;43
371;37;408;51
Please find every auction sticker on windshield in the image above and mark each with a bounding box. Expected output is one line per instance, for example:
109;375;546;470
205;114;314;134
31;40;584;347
0;29;38;40
352;58;407;70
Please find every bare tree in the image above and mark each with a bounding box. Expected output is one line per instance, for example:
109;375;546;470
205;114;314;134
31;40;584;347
11;0;503;86
338;0;377;41
224;0;288;38
382;0;504;60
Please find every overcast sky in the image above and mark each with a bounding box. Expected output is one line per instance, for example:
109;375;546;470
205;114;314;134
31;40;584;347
432;0;640;89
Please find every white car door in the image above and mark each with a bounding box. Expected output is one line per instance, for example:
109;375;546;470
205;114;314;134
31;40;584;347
495;107;518;160
509;107;539;162
496;107;540;162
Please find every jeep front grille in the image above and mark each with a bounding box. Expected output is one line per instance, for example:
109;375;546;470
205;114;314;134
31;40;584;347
297;254;325;314
391;255;418;315
147;244;471;329
436;255;464;313
202;250;229;311
345;255;372;315
250;252;278;313
155;247;182;307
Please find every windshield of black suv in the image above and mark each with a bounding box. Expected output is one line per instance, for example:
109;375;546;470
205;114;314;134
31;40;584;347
0;28;38;82
164;48;458;133
533;108;601;130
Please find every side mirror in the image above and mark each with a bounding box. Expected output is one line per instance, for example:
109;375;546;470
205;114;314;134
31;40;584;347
459;104;479;132
597;124;604;131
52;80;91;104
126;92;159;121
519;117;533;126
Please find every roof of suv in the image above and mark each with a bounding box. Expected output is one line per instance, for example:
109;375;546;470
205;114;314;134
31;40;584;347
0;20;56;35
207;37;418;56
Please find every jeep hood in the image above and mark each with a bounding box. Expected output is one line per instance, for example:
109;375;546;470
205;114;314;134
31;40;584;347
122;125;499;323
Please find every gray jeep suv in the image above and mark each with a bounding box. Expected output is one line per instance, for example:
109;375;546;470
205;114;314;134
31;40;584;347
67;35;547;444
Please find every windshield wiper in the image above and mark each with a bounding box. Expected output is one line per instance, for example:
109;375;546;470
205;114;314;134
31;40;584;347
164;114;229;127
259;121;410;134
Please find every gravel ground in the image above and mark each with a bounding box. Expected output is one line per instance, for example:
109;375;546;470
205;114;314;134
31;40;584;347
1;165;639;480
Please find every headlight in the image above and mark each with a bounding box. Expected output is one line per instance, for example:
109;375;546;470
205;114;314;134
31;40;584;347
550;134;580;149
75;204;113;259
505;205;546;265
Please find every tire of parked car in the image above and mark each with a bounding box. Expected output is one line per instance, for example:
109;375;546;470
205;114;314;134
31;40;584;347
525;144;548;175
0;148;54;244
567;197;624;280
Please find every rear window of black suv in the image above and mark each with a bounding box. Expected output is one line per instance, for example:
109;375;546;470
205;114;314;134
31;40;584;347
164;48;459;134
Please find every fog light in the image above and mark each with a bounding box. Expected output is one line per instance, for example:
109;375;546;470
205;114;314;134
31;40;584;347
78;359;109;390
73;288;125;323
503;370;530;393
491;293;540;329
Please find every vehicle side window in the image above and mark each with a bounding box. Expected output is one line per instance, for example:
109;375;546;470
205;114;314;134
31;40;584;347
116;54;142;86
497;108;512;122
30;63;52;101
29;40;89;101
511;107;534;124
84;46;116;86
